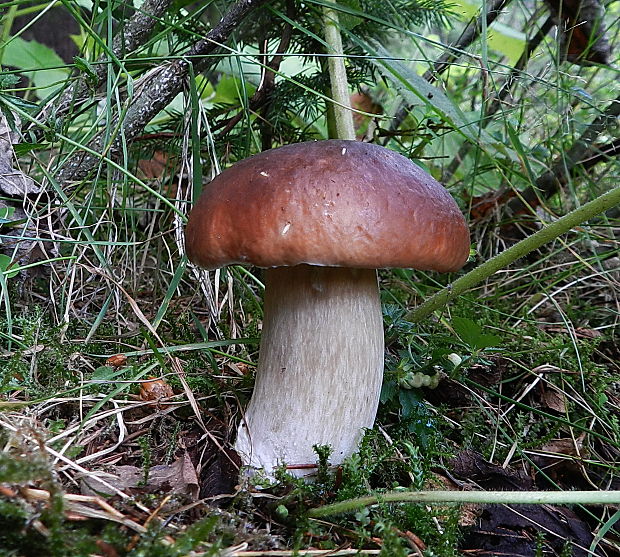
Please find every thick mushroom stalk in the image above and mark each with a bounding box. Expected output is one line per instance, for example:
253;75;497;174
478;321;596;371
234;265;383;473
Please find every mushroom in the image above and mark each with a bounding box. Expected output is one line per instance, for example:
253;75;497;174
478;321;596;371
185;140;469;475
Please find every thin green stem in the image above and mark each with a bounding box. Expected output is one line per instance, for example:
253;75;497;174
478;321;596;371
308;489;620;517
322;5;355;140
409;185;620;322
0;4;18;63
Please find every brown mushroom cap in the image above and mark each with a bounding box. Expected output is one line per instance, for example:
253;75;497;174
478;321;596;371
185;140;470;272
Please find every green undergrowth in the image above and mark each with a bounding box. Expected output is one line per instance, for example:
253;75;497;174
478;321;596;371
0;424;463;556
1;276;617;553
0;307;257;404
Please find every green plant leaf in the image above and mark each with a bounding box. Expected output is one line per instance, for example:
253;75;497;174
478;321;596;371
0;72;19;89
0;206;15;224
2;37;68;98
358;40;517;162
0;93;40;113
2;37;64;72
488;22;526;63
398;388;423;418
451;316;502;350
90;365;126;381
451;1;526;63
380;379;398;404
399;389;436;448
12;142;48;156
73;56;98;85
337;0;363;30
212;74;256;106
0;254;19;279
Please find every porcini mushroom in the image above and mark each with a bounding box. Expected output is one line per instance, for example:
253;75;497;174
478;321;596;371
185;140;469;475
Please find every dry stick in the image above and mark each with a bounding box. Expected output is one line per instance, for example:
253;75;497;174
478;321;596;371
308;489;620;518
442;15;554;181
580;137;620;170
410;93;620;321
39;0;174;123
425;0;511;83
55;0;271;184
387;0;511;137
408;184;620;323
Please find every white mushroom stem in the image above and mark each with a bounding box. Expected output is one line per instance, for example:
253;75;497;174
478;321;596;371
234;265;384;475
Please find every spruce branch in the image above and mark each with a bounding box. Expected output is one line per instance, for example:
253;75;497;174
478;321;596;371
258;13;294;150
408;184;620;323
55;0;271;185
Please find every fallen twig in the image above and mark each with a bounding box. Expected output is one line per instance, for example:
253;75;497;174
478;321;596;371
37;0;174;125
505;93;620;219
7;487;149;534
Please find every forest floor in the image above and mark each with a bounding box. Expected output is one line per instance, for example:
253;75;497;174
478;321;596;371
1;230;619;555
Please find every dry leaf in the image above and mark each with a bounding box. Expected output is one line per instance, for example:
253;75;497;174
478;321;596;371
539;384;567;413
80;466;142;495
139;377;174;406
403;530;426;551
106;354;127;368
150;452;199;500
461;503;593;555
540;437;583;458
227;362;251;376
458;503;483;528
137;150;176;180
80;453;199;500
449;450;533;490
350;91;382;141
531;436;587;483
